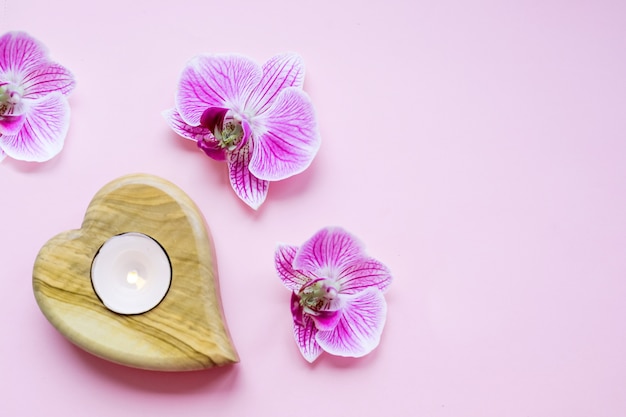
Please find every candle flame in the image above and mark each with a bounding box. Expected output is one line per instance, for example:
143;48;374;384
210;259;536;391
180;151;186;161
126;270;146;290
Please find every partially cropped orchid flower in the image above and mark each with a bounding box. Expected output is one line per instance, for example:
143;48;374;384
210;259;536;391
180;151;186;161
275;227;393;362
164;52;320;209
0;32;75;162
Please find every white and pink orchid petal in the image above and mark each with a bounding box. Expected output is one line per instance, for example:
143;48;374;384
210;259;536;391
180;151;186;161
162;108;215;142
0;113;25;135
275;244;310;291
293;227;366;279
294;315;323;363
21;62;75;99
249;88;320;181
337;258;393;294
176;54;262;126
0;32;47;73
227;141;269;209
247;53;305;115
316;288;388;358
0;93;70;162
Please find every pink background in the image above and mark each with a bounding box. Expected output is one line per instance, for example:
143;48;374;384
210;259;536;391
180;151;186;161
1;0;626;415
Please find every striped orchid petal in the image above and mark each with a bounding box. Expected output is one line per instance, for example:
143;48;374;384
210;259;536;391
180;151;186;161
337;258;393;294
275;244;310;292
294;314;323;363
316;288;388;358
247;53;305;115
0;32;47;73
227;140;269;210
293;227;367;277
249;88;320;181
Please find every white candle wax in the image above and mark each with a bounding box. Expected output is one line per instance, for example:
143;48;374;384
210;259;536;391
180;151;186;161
91;232;171;315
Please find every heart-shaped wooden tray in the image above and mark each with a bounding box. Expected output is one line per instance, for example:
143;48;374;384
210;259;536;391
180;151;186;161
33;174;239;371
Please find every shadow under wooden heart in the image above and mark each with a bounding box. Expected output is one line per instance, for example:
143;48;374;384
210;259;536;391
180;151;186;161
33;174;239;371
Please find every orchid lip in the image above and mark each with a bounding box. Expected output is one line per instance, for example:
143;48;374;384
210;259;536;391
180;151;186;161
200;106;228;133
200;106;246;151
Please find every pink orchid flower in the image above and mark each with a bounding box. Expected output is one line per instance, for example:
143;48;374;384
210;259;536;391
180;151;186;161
0;32;75;162
275;227;393;362
164;53;320;209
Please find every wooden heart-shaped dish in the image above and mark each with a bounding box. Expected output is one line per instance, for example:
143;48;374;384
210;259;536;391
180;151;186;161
32;174;239;371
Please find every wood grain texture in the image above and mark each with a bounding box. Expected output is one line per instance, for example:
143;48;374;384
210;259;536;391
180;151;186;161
33;174;239;371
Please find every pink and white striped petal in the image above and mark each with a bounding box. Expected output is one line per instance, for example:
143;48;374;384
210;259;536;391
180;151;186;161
176;54;261;126
227;141;269;210
247;53;305;115
293;227;367;279
337;258;393;295
249;88;320;181
162;108;215;142
0;93;70;162
21;62;75;99
0;32;47;73
294;315;323;363
316;288;388;358
275;244;310;292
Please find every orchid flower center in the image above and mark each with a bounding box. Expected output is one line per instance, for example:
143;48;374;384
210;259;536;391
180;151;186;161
0;83;23;115
299;279;340;313
214;116;244;151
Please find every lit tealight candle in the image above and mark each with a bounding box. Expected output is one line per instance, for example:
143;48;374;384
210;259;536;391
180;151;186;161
91;232;171;315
